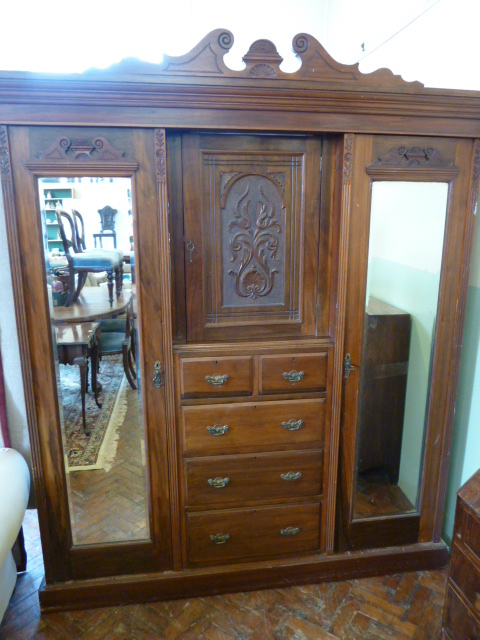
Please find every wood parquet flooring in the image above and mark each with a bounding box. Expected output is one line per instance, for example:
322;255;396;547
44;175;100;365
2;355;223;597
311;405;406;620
68;384;149;545
0;510;448;639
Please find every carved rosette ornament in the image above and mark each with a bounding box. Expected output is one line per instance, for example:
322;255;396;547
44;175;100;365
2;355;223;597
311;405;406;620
228;184;281;299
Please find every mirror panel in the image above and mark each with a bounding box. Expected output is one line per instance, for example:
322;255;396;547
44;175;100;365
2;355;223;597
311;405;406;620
39;176;150;545
353;181;449;520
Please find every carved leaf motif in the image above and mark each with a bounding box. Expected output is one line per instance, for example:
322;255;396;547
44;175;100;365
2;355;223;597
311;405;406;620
227;183;281;300
155;129;166;182
0;125;11;178
343;134;353;182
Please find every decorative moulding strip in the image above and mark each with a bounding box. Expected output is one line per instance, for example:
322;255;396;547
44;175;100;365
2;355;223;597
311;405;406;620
155;128;180;568
325;134;354;553
26;161;139;175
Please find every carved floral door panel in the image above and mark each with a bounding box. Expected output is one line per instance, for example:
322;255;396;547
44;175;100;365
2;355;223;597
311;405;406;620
182;134;323;342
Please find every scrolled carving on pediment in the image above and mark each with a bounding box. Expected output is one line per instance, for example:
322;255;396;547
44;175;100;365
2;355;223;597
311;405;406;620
88;29;422;89
291;33;422;87
366;145;459;178
40;136;125;162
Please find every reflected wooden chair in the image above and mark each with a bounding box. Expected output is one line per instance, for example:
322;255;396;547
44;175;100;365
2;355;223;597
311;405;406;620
97;297;137;390
72;209;124;297
56;210;124;307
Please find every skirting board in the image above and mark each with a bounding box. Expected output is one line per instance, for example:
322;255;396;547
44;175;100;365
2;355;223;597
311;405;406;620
39;541;449;613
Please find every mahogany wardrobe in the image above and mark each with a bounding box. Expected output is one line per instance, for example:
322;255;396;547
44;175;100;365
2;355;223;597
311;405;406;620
1;30;479;611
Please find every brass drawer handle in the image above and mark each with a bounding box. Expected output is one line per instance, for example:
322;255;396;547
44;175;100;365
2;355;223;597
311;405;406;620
281;527;300;537
205;374;229;386
208;477;230;489
206;424;229;436
210;533;230;545
282;419;304;431
282;370;305;383
281;471;302;481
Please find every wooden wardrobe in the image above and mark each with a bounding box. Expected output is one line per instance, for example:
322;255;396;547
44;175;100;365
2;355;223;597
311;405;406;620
1;30;478;611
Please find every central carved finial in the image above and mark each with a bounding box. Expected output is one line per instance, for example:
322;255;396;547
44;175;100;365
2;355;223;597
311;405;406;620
242;38;284;78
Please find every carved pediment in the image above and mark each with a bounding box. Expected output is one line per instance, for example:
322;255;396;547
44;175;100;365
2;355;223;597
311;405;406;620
89;29;422;89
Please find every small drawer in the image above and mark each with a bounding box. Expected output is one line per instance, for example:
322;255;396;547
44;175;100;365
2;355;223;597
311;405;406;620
180;356;253;399
466;513;480;564
450;544;480;614
185;450;323;508
186;502;321;566
182;399;326;455
443;586;480;639
259;353;328;395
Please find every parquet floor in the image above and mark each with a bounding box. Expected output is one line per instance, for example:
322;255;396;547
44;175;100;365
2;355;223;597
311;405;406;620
68;383;148;545
0;510;448;639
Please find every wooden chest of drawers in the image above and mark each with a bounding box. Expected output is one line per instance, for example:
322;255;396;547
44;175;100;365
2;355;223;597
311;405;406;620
175;344;332;568
442;469;480;639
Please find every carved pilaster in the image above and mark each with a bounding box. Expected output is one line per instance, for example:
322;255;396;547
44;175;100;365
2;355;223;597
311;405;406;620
155;129;166;183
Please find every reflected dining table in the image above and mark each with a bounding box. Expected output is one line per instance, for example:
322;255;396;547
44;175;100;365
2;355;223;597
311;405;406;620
53;287;132;325
53;287;132;435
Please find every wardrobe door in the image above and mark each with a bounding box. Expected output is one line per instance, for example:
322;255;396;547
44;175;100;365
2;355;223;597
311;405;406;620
7;126;173;582
181;133;323;342
339;134;476;550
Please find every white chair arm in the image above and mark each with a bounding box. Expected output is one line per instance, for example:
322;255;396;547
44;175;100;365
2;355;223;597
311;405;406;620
0;448;30;569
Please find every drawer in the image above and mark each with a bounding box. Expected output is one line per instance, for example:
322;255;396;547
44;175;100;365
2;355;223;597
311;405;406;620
443;587;480;639
186;502;321;566
450;544;480;615
259;353;328;394
185;450;323;508
180;356;253;399
466;512;480;564
181;399;326;455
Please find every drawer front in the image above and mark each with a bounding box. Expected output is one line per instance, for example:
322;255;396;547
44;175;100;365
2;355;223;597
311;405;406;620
443;587;480;639
185;451;323;508
186;502;321;566
180;356;253;399
450;545;480;614
260;353;328;394
466;513;480;564
182;399;326;455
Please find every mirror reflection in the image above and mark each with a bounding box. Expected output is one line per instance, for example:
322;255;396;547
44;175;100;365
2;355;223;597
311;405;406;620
39;177;149;545
353;181;448;519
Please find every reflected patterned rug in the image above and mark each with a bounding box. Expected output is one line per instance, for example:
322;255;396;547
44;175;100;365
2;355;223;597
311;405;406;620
58;354;128;472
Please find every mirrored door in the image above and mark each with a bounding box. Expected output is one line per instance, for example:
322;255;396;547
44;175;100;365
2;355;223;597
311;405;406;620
339;134;474;551
7;126;174;580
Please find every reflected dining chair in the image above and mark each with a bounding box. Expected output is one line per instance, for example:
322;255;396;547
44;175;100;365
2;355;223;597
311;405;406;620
97;297;137;390
55;209;124;307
